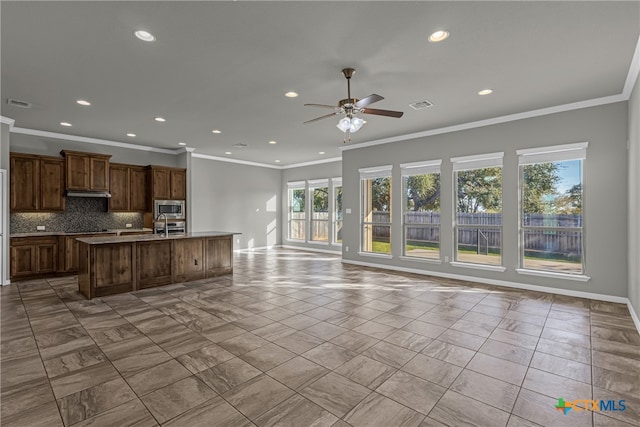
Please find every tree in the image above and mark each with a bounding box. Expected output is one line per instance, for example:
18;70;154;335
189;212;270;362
312;187;328;212
456;167;503;213
522;163;560;213
405;174;440;211
371;177;391;211
554;183;582;214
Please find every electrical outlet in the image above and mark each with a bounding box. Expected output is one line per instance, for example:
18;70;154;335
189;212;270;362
37;225;45;231
125;223;132;228
445;256;449;262
345;246;349;252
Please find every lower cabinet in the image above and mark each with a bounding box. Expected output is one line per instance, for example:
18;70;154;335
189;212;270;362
205;236;232;276
64;233;117;273
173;239;205;283
137;240;173;289
10;237;58;278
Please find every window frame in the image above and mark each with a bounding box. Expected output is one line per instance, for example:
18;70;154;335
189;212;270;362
308;179;330;244
359;165;393;257
451;152;505;270
287;181;306;242
400;160;442;262
332;178;343;245
516;142;588;279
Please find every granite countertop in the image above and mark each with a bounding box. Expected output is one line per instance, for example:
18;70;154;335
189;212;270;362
10;228;153;238
76;231;240;245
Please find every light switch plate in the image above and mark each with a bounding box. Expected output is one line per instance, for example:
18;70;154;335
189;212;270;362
346;208;352;214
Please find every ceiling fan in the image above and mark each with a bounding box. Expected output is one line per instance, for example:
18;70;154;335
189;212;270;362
304;68;404;142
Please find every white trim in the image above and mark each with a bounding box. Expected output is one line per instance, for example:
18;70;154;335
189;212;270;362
399;255;442;265
341;258;627;304
450;261;507;272
451;152;504;171
628;301;640;336
622;35;640;99
234;245;279;253
11;127;179;155
332;177;343;186
357;252;393;259
192;153;281;170
340;94;625;153
308;179;329;187
359;164;392;179
517;142;588;165
281;157;342;169
400;159;442;176
281;244;341;255
287;181;305;189
516;268;590;282
307;240;330;246
0;116;15;127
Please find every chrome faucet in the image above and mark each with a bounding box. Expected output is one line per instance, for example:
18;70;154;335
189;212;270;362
156;213;169;237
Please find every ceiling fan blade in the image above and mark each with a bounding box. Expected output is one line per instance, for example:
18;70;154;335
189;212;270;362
362;107;404;118
354;94;384;108
304;112;340;124
304;103;340;110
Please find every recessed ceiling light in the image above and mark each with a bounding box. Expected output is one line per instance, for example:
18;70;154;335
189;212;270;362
428;30;449;43
212;129;221;134
478;89;493;96
134;30;156;42
60;122;72;127
127;133;136;137
154;117;166;122
225;151;232;155
285;92;299;98
178;142;187;146
268;140;277;145
275;160;281;163
76;99;91;106
319;151;325;155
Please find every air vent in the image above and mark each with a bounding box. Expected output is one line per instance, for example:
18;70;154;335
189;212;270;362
232;143;248;149
7;98;32;108
409;100;434;110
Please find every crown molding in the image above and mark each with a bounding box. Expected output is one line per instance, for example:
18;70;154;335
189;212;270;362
281;157;342;169
191;153;282;170
0;116;15;127
622;35;640;99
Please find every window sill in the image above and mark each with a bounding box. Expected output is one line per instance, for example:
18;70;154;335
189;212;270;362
330;242;343;247
358;252;393;259
399;256;442;265
450;261;506;272
285;239;306;243
516;268;590;282
307;241;330;246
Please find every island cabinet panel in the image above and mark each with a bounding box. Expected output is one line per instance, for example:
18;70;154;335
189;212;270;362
173;238;205;282
205;236;232;276
92;243;135;298
137;240;173;289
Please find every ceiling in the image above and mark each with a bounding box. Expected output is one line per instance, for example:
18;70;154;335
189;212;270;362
2;1;639;167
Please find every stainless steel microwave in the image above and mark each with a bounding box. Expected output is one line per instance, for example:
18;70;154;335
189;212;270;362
154;200;185;219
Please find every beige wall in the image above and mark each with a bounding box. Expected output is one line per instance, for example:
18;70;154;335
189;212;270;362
628;72;640;321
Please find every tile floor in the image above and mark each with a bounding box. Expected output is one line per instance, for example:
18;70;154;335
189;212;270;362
1;248;639;427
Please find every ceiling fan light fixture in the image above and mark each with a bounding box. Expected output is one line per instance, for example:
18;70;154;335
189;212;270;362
336;117;351;132
350;117;364;132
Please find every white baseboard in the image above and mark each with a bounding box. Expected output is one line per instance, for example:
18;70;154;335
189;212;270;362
281;245;341;255
628;301;640;335
233;245;279;253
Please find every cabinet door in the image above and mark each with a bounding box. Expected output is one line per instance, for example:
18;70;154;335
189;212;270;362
40;159;65;211
10;156;39;211
109;165;130;211
130;167;148;211
152;169;171;200
66;154;90;190
90;157;110;191
36;243;58;273
173;239;205;282
65;236;81;272
10;245;36;277
205;237;232;276
170;169;186;200
137;240;173;288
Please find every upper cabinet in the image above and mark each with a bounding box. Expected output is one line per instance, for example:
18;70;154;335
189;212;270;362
61;150;111;191
149;166;186;200
109;164;148;212
10;153;65;212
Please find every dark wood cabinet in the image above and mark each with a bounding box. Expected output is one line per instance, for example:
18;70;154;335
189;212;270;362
10;236;59;278
206;236;232;276
10;154;64;212
109;164;148;212
137;240;173;289
149;166;186;201
173;238;205;282
61;150;111;191
64;233;118;273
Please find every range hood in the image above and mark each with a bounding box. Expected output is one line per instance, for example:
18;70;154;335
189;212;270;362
66;191;112;198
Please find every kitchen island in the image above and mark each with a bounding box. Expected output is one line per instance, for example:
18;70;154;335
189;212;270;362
77;231;238;299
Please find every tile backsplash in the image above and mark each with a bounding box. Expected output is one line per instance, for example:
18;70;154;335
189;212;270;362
10;198;144;233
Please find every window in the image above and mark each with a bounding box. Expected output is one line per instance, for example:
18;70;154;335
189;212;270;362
360;166;392;255
333;178;343;244
517;143;587;275
309;179;329;242
401;160;441;260
452;153;504;266
288;181;306;241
